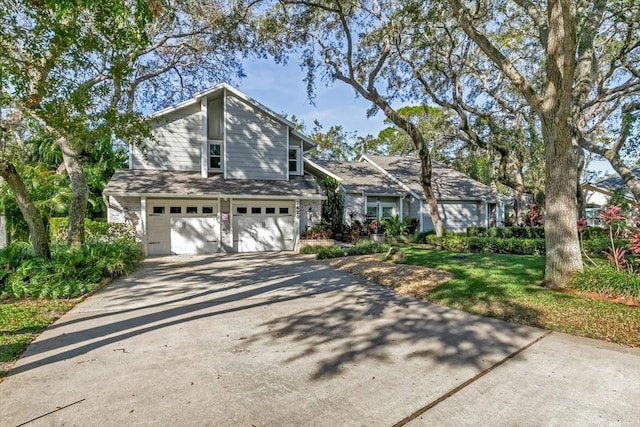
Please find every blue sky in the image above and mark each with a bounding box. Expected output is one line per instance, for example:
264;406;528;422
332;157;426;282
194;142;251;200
238;57;614;176
237;57;387;137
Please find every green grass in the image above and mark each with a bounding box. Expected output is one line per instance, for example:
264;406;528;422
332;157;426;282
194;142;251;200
401;247;640;347
0;298;75;378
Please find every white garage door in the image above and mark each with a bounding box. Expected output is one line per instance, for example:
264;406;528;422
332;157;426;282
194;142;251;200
232;201;295;252
422;201;480;233
147;199;219;255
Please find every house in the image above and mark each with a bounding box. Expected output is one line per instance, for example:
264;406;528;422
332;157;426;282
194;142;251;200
582;169;638;225
305;155;505;233
103;84;325;255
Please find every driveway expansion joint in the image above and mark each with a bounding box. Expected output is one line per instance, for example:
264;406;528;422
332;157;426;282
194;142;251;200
391;330;553;427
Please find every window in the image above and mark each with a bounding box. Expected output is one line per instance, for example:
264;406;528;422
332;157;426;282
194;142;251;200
366;205;378;219
289;146;301;175
209;142;222;170
170;206;181;214
236;207;247;214
251;207;262;214
279;207;289;214
265;207;276;214
152;206;165;214
202;207;214;214
186;206;198;214
382;206;394;218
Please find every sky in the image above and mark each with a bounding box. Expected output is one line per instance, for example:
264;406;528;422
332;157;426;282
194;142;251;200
237;57;615;177
236;57;387;137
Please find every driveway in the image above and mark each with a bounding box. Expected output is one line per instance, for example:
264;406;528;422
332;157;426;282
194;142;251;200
2;254;639;426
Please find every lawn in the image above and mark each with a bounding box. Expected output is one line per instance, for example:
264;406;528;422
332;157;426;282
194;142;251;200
0;298;75;378
401;246;640;347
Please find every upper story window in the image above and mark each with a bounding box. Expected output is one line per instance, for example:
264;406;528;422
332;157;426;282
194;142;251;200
209;142;223;171
289;146;301;175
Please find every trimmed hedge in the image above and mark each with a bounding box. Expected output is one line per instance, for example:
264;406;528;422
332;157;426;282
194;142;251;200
423;234;622;256
315;242;390;260
572;264;640;299
467;226;545;239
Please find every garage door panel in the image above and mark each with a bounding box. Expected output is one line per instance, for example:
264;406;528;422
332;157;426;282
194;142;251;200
171;217;219;254
146;199;219;255
233;202;295;252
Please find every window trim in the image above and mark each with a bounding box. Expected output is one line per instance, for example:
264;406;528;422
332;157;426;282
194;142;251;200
288;146;301;176
208;140;223;172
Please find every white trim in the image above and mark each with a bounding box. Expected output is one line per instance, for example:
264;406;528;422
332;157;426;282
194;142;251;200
303;157;343;182
419;200;424;232
360;155;423;200
140;197;148;256
104;192;326;200
289;146;302;176
200;98;208;178
128;143;133;169
223;88;228;179
207;140;224;173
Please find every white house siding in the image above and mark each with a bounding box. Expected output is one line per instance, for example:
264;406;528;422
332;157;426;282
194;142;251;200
344;192;365;224
300;199;322;232
405;197;421;221
421;201;482;233
225;94;288;180
132;104;201;171
107;196;143;241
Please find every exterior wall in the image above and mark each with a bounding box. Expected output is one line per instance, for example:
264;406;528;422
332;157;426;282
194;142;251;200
405;197;421;221
584;189;610;207
344;192;365;224
300;199;322;232
0;214;6;249
421;201;482;233
107;196;143;241
132;104;201;171
225;93;288;180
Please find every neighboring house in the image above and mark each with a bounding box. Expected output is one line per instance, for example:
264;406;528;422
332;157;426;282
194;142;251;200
305;155;505;233
582;169;638;226
103;83;325;255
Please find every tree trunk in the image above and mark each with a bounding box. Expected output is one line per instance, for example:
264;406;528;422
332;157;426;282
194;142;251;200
418;154;445;236
366;90;446;237
607;157;640;202
540;116;583;287
575;144;586;219
57;136;88;247
0;160;51;259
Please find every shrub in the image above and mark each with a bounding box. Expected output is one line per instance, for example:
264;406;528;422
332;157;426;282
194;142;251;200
316;246;346;260
301;220;332;240
1;240;142;299
426;235;545;255
572;265;640;299
49;218;137;244
466;226;545;239
344;242;389;256
466;226;487;237
299;245;322;254
381;215;402;236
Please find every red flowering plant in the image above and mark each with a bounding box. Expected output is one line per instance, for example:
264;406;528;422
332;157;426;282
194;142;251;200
599;205;627;271
523;202;543;227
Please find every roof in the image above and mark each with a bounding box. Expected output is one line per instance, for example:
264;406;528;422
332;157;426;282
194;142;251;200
305;158;407;196
586;168;640;199
365;155;503;202
147;83;315;151
103;169;325;200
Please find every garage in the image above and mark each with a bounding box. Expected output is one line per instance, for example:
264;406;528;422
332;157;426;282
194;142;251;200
147;199;220;255
232;200;295;252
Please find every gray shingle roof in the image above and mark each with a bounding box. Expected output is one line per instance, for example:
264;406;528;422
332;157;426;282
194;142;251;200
104;169;325;199
307;159;406;196
593;169;640;197
366;155;503;202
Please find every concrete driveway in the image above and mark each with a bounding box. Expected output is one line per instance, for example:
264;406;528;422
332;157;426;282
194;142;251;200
2;253;639;426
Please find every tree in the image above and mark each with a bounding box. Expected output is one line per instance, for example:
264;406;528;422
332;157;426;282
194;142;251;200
446;0;589;286
259;0;446;236
1;0;254;247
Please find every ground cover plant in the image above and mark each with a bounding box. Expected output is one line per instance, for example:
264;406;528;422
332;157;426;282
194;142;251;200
397;247;639;347
0;223;142;377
